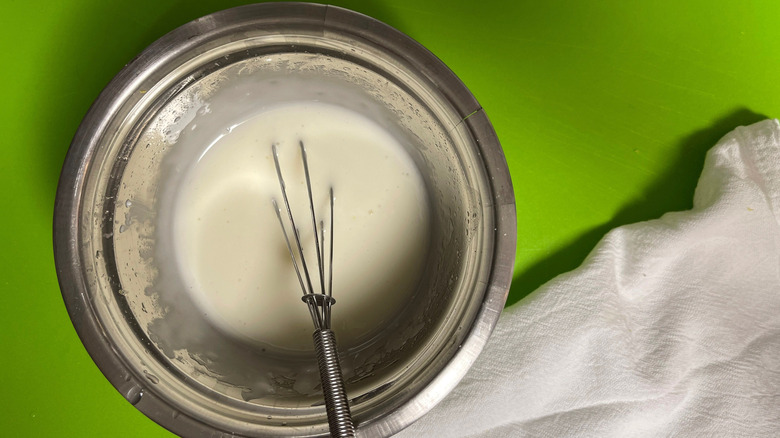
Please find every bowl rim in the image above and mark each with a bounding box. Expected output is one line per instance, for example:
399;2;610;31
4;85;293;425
53;3;516;437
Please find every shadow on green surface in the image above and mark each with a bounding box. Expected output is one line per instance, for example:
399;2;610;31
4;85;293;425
39;0;401;213
506;108;768;307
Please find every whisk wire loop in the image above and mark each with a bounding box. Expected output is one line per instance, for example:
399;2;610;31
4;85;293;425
300;141;329;305
271;145;318;301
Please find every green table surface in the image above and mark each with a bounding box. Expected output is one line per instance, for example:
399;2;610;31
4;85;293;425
2;0;779;435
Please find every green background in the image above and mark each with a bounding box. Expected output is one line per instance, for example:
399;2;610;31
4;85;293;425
2;0;778;436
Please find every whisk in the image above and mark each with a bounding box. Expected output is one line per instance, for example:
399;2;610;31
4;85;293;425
271;141;355;438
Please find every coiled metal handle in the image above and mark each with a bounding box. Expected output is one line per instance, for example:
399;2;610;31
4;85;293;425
313;329;355;437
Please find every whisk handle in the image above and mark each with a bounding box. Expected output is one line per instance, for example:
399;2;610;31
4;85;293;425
313;329;355;438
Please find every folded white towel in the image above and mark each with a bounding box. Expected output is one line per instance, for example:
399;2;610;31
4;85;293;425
398;119;780;437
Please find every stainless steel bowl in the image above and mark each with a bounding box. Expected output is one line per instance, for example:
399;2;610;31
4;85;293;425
54;3;515;437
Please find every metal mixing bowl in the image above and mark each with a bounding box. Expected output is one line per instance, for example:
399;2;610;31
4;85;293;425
54;3;515;436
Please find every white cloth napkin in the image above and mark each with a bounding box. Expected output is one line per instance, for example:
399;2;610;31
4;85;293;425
398;119;780;437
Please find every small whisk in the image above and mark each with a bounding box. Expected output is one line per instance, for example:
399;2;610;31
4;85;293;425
271;141;355;438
